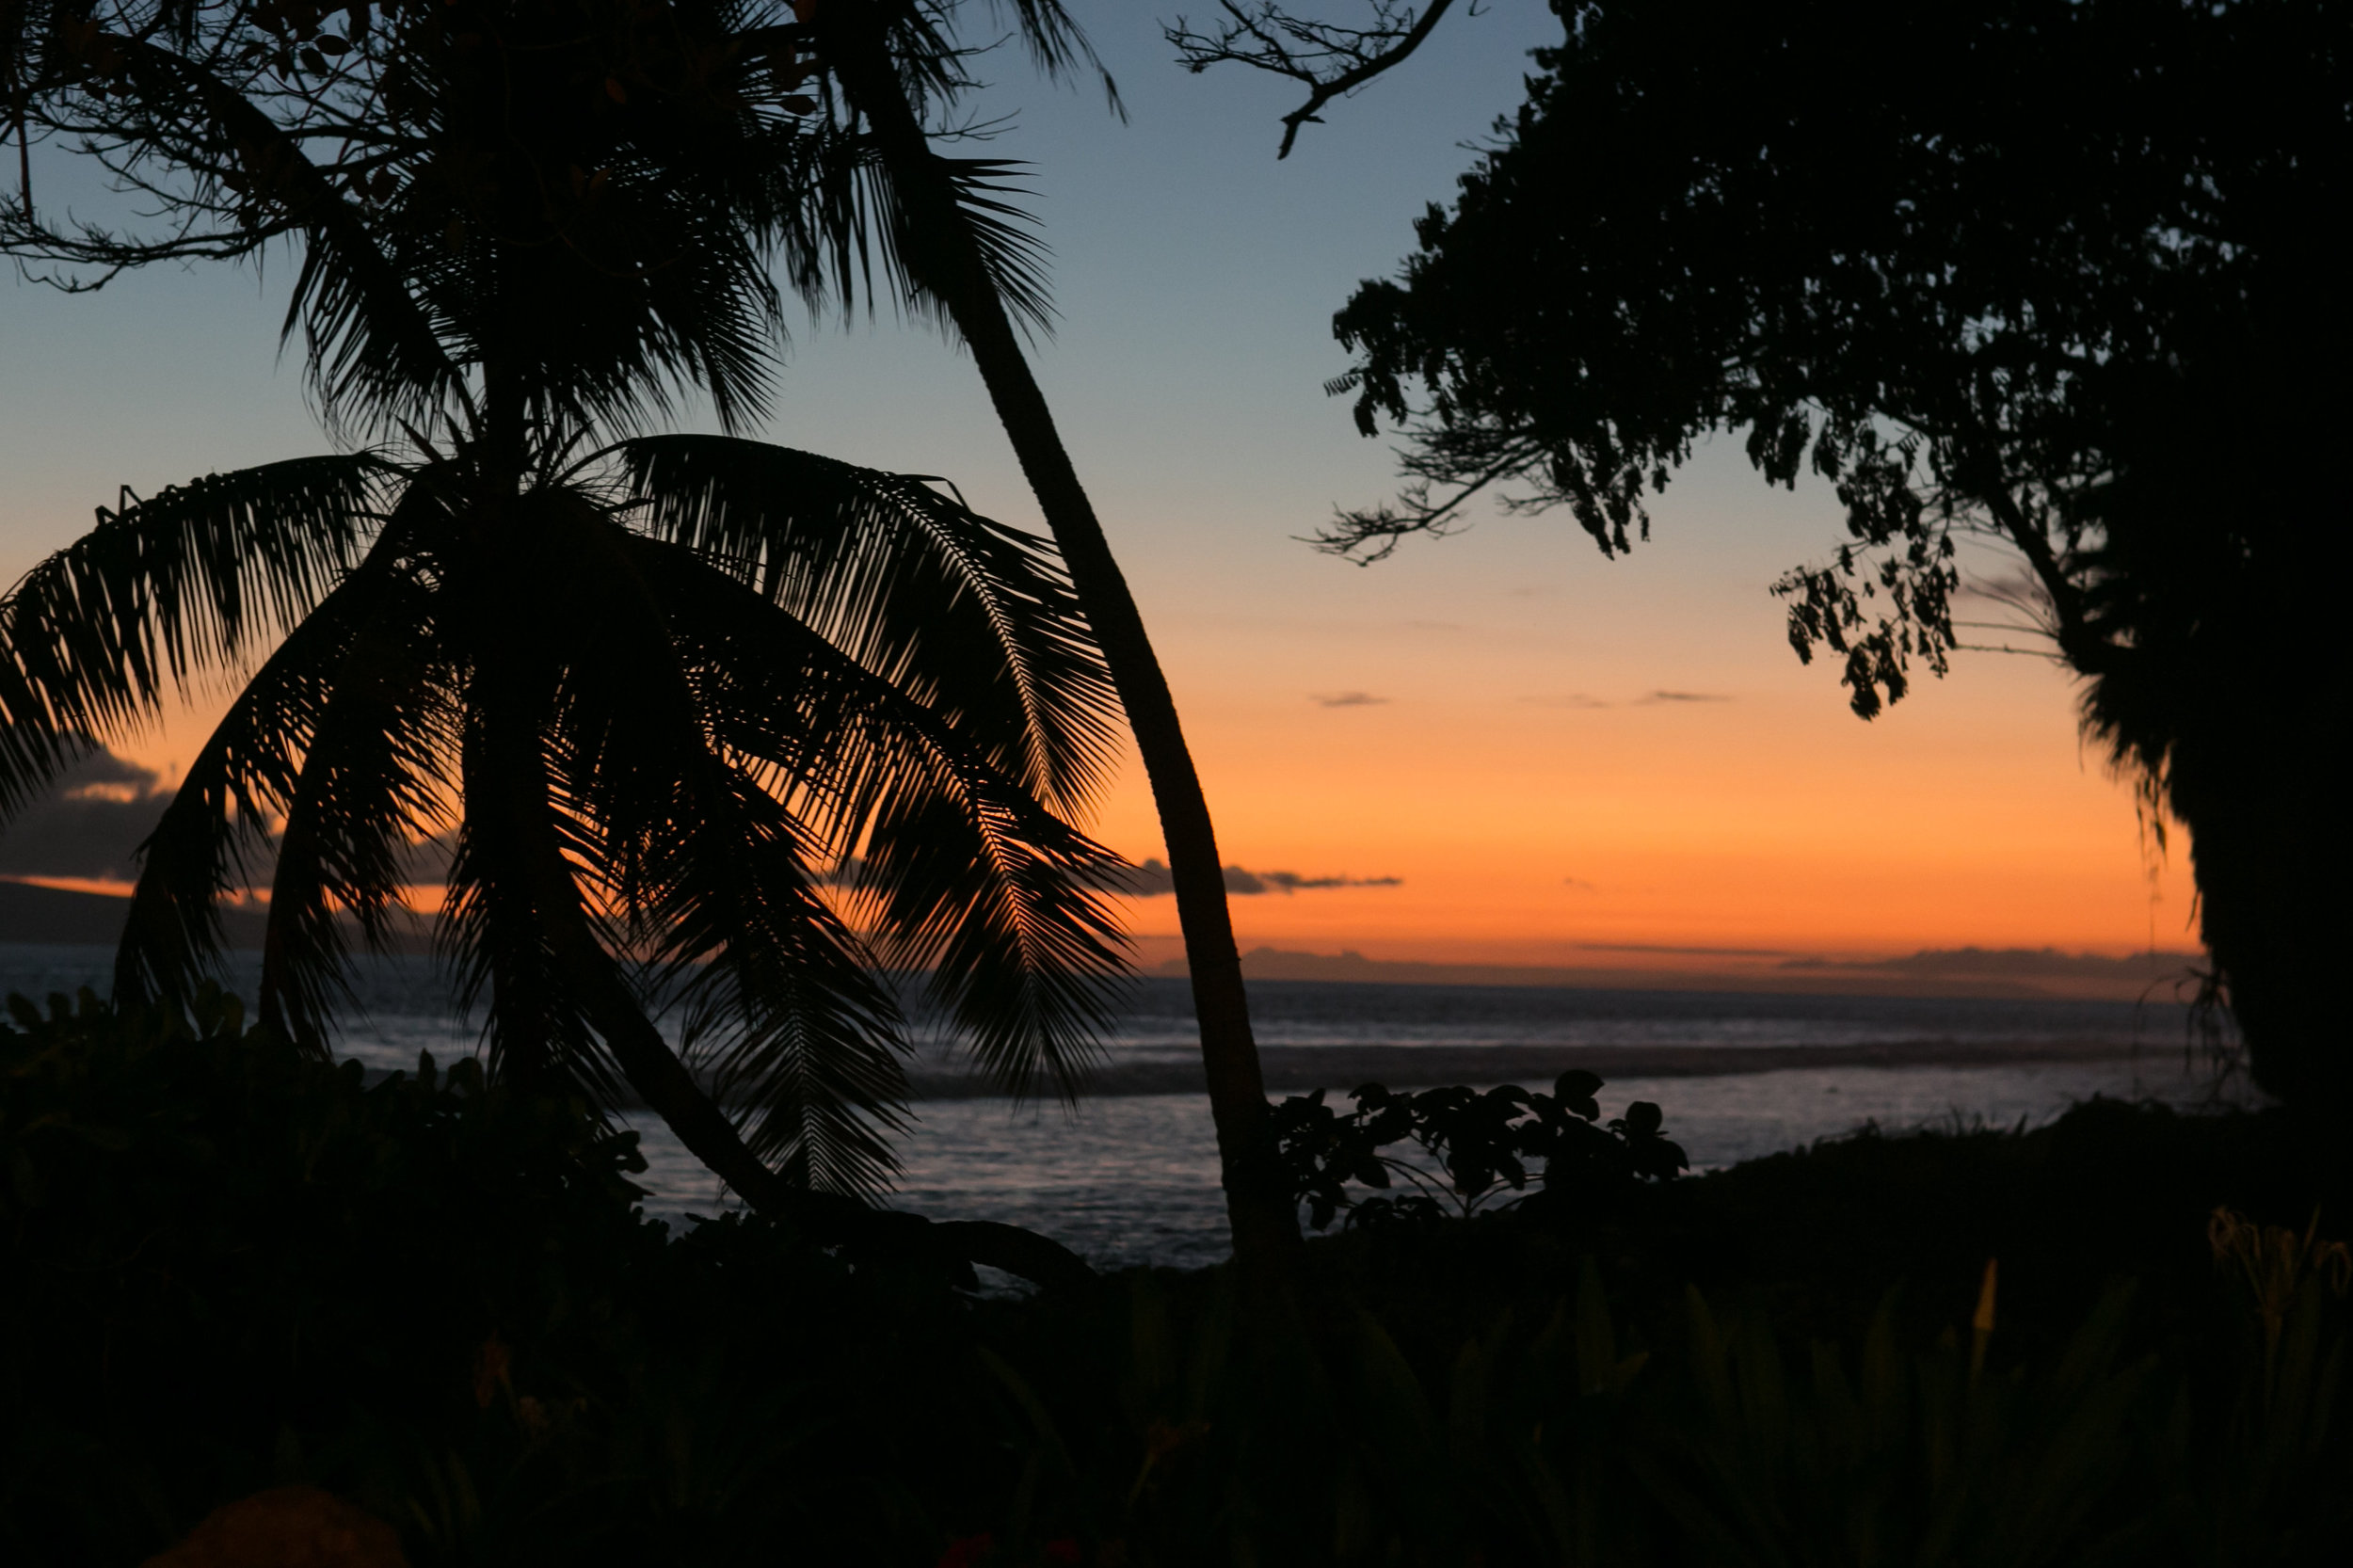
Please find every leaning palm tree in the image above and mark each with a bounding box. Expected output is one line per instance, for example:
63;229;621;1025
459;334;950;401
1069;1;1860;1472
785;0;1309;1282
0;0;1126;1282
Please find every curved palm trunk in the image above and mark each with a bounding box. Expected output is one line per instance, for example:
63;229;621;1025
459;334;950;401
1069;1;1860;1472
817;8;1305;1285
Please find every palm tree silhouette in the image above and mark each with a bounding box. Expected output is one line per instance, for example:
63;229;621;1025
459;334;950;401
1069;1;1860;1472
792;0;1308;1284
0;0;1127;1284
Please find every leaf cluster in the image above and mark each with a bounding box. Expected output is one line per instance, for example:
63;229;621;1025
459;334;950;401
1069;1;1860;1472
1273;1067;1689;1230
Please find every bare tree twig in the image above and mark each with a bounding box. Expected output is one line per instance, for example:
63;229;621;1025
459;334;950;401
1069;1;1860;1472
1166;0;1466;158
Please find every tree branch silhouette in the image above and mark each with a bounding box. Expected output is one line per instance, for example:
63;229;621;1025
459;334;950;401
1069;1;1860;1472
1166;0;1465;158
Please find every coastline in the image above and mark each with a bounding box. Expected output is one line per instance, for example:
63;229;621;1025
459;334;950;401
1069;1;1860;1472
407;1036;2193;1107
902;1035;2188;1099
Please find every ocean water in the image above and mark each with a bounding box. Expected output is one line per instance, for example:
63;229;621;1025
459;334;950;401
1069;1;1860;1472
1064;978;2185;1059
4;943;2240;1272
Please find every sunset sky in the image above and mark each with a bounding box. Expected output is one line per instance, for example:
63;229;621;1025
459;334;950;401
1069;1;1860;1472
0;5;2197;977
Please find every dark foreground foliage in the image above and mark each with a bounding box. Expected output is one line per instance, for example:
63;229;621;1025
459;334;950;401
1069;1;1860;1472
1274;1070;1691;1230
6;992;2350;1566
0;989;1003;1564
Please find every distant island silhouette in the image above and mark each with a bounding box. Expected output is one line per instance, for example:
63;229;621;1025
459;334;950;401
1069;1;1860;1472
1153;945;2201;1003
4;881;2193;1006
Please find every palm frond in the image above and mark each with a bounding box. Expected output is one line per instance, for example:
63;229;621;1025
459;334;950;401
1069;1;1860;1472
443;661;626;1107
869;149;1058;341
112;554;414;1014
0;454;380;817
448;149;792;440
617;760;914;1196
873;0;1122;117
799;5;1064;336
616;435;1118;813
984;0;1119;100
855;760;1129;1105
536;494;914;1193
109;38;468;432
258;574;451;1048
628;534;1128;1104
760;114;899;330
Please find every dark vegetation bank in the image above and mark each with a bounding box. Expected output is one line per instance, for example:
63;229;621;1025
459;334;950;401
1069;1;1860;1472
8;993;2346;1566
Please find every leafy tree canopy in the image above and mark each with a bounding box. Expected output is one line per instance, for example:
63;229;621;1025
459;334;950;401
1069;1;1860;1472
1179;0;2352;1104
1321;0;2348;720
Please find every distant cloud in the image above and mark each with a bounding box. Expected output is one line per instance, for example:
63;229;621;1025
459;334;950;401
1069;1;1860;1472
1107;857;1401;896
1561;877;1597;892
816;856;1401;899
1312;692;1391;708
0;746;172;879
1524;690;1734;709
0;746;457;887
1577;940;1793;957
1784;946;2203;981
1257;869;1405;892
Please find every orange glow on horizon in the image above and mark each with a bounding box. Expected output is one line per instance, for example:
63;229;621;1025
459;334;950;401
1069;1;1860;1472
71;560;2194;980
1072;603;2195;971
